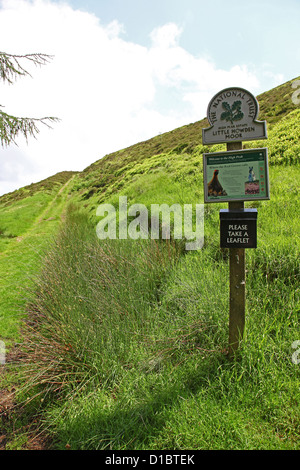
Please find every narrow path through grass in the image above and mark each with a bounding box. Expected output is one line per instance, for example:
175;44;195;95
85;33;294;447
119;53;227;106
0;177;74;346
0;177;75;449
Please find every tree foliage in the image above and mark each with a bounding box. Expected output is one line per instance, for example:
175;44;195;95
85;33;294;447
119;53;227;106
0;52;59;147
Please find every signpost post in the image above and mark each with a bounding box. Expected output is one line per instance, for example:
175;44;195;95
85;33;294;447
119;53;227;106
202;87;269;358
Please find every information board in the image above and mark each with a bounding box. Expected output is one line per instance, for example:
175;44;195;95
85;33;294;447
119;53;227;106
203;148;270;203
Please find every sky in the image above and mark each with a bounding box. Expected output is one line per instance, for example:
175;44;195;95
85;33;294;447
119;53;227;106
0;0;299;196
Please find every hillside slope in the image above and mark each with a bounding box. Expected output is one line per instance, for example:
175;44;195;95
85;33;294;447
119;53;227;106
0;173;76;344
0;76;299;338
0;77;299;450
1;76;298;209
1;75;298;346
66;76;300;213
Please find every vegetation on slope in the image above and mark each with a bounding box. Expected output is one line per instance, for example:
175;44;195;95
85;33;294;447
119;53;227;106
15;164;300;450
0;77;299;449
257;76;300;124
0;174;75;344
0;171;77;206
69;78;300;213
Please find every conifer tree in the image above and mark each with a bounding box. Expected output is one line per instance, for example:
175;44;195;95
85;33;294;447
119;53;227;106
0;52;59;147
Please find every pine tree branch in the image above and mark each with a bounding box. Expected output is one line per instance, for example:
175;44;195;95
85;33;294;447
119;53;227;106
0;52;53;84
0;52;59;146
0;109;60;147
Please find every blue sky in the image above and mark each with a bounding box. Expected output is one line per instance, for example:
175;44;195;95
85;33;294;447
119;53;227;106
65;0;300;83
0;0;299;195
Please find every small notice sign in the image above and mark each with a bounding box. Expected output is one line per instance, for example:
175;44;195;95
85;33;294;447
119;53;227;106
203;148;270;203
202;87;267;144
220;209;257;249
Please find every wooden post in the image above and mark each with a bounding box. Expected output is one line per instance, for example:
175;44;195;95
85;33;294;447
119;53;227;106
203;87;268;359
227;141;245;358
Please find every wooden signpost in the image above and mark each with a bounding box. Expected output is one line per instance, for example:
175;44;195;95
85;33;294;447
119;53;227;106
202;87;269;358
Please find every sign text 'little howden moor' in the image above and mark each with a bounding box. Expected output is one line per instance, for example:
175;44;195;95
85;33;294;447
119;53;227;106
202;87;267;144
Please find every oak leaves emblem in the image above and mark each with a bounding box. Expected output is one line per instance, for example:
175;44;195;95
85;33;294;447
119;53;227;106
221;101;244;124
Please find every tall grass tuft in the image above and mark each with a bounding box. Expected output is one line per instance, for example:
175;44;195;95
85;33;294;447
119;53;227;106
14;188;300;449
19;205;182;400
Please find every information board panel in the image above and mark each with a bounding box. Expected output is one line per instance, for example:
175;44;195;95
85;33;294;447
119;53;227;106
203;148;270;203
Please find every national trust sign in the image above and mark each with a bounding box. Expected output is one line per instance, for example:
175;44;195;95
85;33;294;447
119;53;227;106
202;87;268;144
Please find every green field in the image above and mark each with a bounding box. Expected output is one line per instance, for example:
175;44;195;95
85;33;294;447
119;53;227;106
0;175;75;345
0;79;299;450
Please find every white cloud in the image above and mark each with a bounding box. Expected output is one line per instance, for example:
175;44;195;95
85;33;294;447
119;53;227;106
0;0;262;195
150;22;183;48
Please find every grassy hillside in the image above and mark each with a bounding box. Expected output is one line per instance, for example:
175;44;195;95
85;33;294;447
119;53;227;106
0;172;76;344
257;76;300;124
0;77;299;450
68;77;300;214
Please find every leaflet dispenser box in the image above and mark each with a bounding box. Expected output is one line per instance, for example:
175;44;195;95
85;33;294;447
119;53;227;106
220;209;257;249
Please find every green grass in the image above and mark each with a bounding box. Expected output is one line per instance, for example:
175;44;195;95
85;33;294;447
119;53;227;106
1;78;299;450
0;192;55;253
5;163;297;450
0;176;74;345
